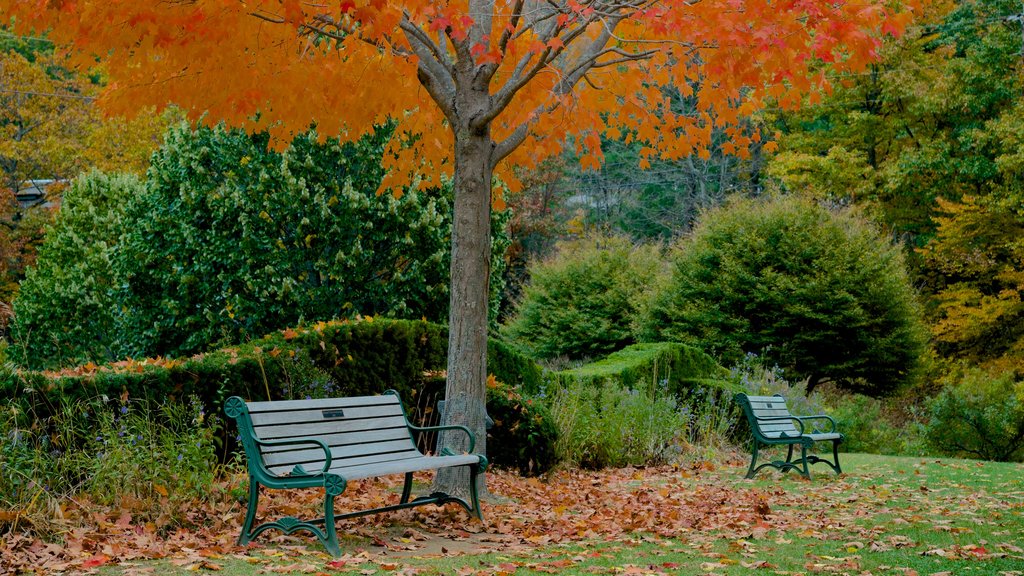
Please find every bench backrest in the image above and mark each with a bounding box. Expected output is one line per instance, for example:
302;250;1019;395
231;392;422;476
735;393;801;439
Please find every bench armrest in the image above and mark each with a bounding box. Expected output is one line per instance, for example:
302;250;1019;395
753;415;806;436
408;423;476;454
253;437;333;476
795;414;837;434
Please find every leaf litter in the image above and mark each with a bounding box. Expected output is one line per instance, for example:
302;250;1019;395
1;458;1021;574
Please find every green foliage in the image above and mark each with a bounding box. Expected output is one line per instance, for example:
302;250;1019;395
502;235;667;361
2;319;449;425
541;343;733;467
645;196;927;396
15;123;509;368
547;342;729;400
826;393;927;456
12;171;142;367
1;317;545;459
83;396;218;508
0;394;218;526
546;378;687;469
768;0;1023;245
925;367;1024;462
485;380;558;476
486;337;543;394
114;123;459;359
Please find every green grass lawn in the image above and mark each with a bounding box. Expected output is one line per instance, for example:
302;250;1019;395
99;453;1024;575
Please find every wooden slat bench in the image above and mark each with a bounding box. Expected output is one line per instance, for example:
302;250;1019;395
734;393;843;480
224;390;487;556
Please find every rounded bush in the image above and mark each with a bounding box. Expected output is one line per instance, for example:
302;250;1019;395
502;234;666;361
926;367;1024;462
644;197;927;396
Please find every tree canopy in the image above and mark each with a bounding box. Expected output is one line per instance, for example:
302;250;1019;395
1;0;912;486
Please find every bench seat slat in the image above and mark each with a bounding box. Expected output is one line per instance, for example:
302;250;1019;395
261;438;420;468
250;404;405;427
266;449;424;476
330;454;481;480
253;415;410;440
258;427;413;454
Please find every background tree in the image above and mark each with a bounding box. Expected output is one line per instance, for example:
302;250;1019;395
644;196;927;396
768;0;1021;248
11;170;142;367
2;0;908;492
502;234;665;361
0;34;174;317
15;123;508;369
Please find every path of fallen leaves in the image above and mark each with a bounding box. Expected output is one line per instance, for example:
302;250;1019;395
1;457;1022;574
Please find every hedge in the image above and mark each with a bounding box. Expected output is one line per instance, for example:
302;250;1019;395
3;318;540;422
544;342;734;400
1;317;559;477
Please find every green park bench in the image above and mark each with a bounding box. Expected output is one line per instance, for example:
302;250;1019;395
224;390;487;556
734;393;843;480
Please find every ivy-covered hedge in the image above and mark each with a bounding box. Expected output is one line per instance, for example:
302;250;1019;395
544;342;733;399
3;318;543;422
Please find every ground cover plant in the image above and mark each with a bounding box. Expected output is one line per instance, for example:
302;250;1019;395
1;453;1020;574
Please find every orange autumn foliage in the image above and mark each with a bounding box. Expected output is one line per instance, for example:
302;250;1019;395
0;0;915;196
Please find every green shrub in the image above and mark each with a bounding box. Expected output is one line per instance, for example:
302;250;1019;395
485;379;558;476
0;318;450;425
926;367;1024;462
546;377;687;469
0;395;219;527
502;235;666;360
644;196;927;397
547;342;728;400
15;123;509;368
826;393;927;456
12;171;143;368
487;337;543;394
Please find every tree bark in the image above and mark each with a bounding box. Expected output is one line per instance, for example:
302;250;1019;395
432;91;494;498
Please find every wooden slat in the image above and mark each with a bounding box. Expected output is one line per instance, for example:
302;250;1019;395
751;407;790;415
261;438;419;468
266;449;422;476
246;395;399;413
249;403;405;427
259;427;412;455
759;423;800;432
253;415;409;440
332;454;481;480
805;433;842;441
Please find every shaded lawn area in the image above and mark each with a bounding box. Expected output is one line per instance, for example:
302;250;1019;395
6;453;1023;575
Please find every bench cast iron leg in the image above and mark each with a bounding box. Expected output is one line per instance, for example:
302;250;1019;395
832;440;842;474
800;444;811;480
400;472;414;504
322;493;340;557
238;480;260;545
744;442;760;479
469;465;484;521
785;444;794;465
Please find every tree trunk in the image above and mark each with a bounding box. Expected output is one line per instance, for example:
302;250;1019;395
432;107;493;498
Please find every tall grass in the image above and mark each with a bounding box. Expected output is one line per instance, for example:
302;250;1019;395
547;377;687;469
1;394;221;533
